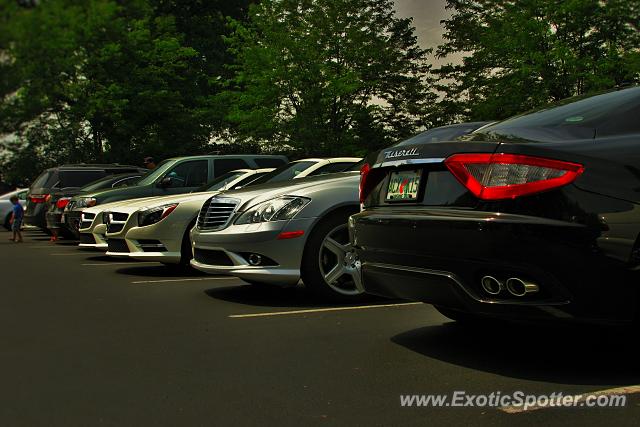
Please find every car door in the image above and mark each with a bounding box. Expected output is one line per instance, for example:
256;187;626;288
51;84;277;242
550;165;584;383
155;160;210;195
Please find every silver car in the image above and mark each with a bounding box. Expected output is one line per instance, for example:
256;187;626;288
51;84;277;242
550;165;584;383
1;189;28;230
190;171;362;300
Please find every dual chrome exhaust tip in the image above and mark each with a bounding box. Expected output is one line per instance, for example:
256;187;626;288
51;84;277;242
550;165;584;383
481;275;539;297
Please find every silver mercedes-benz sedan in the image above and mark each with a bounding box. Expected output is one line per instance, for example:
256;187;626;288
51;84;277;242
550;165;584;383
190;171;362;300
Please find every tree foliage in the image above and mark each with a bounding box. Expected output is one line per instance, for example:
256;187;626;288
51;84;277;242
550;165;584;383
0;0;251;183
433;0;640;123
221;0;433;156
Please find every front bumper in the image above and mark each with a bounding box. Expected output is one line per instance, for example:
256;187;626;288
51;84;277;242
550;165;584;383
63;210;82;238
350;208;640;324
79;224;108;249
190;217;316;286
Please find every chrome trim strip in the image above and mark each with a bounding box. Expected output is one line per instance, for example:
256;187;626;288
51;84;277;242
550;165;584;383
373;158;445;169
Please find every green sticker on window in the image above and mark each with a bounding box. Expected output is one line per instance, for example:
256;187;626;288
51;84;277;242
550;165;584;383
565;116;584;123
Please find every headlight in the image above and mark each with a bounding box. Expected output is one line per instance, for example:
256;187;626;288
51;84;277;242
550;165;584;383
137;204;179;227
76;197;97;208
235;197;310;225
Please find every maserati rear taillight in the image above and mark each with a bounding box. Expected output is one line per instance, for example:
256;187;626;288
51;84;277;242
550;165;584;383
359;163;386;204
56;197;71;209
444;153;584;200
29;194;50;203
359;163;371;204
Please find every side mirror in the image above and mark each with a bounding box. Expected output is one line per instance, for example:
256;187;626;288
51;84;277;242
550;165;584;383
158;177;172;188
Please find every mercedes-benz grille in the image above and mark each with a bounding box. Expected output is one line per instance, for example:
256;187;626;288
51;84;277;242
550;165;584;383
197;197;238;231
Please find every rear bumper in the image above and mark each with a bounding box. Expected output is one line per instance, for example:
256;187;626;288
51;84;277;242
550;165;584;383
350;208;640;324
45;212;63;230
24;210;46;229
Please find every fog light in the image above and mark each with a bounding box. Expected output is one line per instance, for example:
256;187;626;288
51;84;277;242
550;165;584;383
248;254;262;266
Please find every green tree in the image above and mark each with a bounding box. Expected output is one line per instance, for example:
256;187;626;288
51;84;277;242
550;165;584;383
433;0;640;123
0;0;253;183
221;0;433;156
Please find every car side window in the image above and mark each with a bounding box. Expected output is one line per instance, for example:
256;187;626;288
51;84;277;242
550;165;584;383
17;191;27;200
214;158;250;176
164;160;209;188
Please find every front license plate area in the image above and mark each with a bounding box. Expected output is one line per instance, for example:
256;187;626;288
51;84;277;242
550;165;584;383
385;169;422;201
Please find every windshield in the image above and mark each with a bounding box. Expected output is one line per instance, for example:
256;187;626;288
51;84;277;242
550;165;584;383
196;171;246;192
249;161;318;185
135;160;173;186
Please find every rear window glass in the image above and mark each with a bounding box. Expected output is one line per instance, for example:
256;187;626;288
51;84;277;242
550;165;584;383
477;87;640;141
59;171;106;188
395;124;488;147
254;157;287;168
31;171;57;188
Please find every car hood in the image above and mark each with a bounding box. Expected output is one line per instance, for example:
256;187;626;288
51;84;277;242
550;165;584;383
216;172;359;212
106;191;219;214
80;196;161;215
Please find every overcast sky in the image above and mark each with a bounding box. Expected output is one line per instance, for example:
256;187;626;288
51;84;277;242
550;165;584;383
393;0;457;66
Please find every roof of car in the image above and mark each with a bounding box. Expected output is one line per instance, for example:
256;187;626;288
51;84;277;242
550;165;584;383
52;164;143;170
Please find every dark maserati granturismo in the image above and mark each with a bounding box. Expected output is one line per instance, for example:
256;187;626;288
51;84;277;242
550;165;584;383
349;86;640;324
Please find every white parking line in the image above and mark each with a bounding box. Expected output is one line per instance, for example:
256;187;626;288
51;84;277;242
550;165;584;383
131;277;240;284
82;262;158;266
229;302;423;318
499;385;640;414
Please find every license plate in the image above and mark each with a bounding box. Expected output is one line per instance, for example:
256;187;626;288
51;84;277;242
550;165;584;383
386;170;422;201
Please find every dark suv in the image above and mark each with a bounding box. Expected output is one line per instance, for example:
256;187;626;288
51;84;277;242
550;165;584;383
47;172;146;238
25;164;144;230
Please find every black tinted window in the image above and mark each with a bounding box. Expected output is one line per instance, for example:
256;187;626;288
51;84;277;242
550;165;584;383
307;162;354;176
31;171;57;188
59;171;106;188
214;158;250;176
165;160;209;188
254;157;287;168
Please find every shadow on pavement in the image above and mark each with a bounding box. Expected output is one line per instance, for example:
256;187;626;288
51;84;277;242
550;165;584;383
115;265;207;278
391;321;640;386
204;283;386;309
84;255;136;262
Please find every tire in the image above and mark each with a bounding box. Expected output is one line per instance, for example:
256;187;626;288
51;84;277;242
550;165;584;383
434;305;488;323
301;209;364;302
178;219;197;267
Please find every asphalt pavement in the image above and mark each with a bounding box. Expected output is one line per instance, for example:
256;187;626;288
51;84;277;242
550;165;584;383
1;228;639;426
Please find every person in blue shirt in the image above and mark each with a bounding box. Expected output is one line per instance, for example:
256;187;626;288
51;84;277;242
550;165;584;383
9;195;23;243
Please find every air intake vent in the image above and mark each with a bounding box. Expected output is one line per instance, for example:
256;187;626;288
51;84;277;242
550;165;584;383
197;197;239;231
